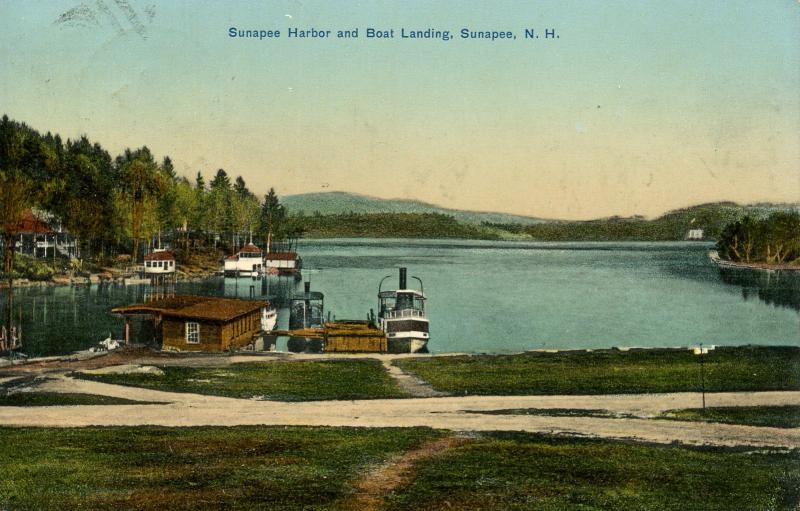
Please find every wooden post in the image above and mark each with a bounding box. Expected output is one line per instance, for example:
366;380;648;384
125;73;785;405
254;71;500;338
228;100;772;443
700;346;706;412
124;317;130;345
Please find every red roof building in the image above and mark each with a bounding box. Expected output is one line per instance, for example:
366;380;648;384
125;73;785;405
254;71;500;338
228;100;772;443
17;210;53;235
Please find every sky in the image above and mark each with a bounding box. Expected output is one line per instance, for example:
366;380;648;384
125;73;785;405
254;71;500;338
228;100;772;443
1;0;798;220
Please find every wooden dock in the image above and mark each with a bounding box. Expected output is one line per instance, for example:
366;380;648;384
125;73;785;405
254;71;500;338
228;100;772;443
268;320;388;353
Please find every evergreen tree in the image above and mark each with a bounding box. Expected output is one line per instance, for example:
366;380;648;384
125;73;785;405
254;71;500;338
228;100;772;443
207;168;233;244
259;188;286;250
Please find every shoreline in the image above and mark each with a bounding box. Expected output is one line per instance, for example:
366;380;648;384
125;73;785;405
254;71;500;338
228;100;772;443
0;342;784;369
0;271;219;289
709;250;800;272
2;239;720;289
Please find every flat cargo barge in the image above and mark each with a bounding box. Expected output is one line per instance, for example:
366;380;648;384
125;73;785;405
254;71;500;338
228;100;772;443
270;320;388;353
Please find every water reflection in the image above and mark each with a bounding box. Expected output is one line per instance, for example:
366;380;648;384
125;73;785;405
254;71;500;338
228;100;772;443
719;269;800;312
3;241;798;357
0;275;305;357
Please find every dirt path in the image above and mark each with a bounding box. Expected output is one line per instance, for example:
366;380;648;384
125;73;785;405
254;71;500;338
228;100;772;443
1;376;799;448
339;435;468;510
381;360;449;397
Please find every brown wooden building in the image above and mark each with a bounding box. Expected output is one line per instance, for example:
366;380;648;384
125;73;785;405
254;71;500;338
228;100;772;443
112;295;270;352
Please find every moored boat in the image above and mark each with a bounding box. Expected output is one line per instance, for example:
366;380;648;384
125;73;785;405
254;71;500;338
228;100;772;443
377;268;429;353
261;306;278;332
287;282;324;352
224;243;264;277
709;250;800;272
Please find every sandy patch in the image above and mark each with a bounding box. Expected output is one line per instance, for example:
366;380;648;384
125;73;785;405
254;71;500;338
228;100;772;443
80;364;165;376
3;375;799;448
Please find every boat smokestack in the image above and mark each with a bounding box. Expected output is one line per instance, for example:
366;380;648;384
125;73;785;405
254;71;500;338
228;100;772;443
399;267;407;289
304;281;311;294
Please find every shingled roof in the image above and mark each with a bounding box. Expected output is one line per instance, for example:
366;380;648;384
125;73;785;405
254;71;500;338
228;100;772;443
144;250;175;261
239;243;261;254
112;295;268;322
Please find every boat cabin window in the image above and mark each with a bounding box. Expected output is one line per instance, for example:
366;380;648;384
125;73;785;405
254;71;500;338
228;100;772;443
395;292;424;311
395;293;413;311
380;296;395;314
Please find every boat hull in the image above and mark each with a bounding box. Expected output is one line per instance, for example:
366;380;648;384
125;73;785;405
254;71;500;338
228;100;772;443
387;336;429;354
385;328;429;353
381;318;430;353
287;337;324;353
223;270;261;278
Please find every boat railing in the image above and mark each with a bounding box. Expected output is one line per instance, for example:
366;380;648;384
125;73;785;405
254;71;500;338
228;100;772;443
384;309;426;319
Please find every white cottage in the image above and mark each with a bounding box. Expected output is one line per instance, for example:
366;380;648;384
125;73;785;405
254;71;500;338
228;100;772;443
686;229;705;240
144;249;176;275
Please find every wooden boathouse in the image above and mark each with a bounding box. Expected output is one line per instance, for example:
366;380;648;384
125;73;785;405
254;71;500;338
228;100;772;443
112;295;270;352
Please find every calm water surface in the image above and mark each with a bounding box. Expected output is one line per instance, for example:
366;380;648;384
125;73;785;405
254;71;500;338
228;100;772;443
4;240;798;356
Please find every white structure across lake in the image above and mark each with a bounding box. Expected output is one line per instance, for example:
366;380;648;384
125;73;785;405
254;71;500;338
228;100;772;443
143;249;176;274
265;251;300;272
686;229;705;240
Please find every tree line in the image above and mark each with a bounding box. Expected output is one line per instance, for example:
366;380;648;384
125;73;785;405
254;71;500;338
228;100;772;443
0;115;299;280
716;212;800;265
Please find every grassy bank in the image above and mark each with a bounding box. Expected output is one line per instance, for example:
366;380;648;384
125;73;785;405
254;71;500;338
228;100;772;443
395;346;800;396
0;427;796;510
386;432;800;511
661;406;800;429
0;426;438;511
75;360;408;401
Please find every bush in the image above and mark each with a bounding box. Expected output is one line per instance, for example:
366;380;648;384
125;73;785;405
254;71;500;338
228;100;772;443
11;254;56;281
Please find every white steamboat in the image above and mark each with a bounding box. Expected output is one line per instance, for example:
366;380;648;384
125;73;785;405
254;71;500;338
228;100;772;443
377;268;429;353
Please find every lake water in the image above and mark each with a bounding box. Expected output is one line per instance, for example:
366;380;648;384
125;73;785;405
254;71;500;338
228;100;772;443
3;239;798;357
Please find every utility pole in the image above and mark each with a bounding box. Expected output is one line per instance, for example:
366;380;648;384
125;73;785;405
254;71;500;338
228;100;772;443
693;344;708;413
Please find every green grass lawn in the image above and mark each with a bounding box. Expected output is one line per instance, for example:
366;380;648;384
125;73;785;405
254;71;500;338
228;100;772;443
386;432;800;511
661;406;800;429
0;426;439;511
75;360;408;401
0;392;159;406
0;427;796;511
395;346;800;396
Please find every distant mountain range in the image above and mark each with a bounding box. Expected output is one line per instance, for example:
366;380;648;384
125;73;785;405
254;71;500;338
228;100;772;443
282;191;796;226
282;192;545;225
